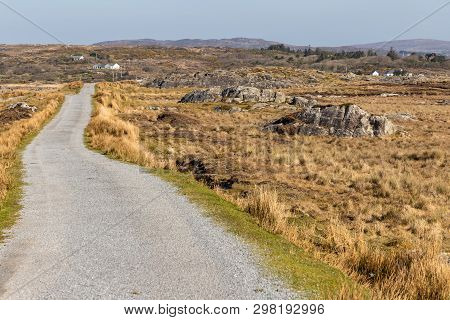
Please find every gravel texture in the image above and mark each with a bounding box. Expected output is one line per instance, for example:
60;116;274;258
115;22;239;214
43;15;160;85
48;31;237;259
0;84;294;300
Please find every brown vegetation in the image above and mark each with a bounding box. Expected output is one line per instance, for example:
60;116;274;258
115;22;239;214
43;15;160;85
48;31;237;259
87;75;449;299
0;45;448;84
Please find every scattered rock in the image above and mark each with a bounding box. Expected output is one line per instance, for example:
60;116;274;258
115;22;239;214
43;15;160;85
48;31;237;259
437;99;450;105
8;102;38;112
387;112;417;121
264;104;396;137
277;105;298;110
0;102;38;125
156;112;200;128
441;253;450;265
381;93;400;97
213;106;243;113
179;87;222;103
251;103;269;109
176;155;237;189
307;76;318;83
287;96;317;108
341;72;357;81
146;106;160;111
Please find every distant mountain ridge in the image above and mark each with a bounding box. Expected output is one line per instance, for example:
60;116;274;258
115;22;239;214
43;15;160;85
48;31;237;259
94;38;281;49
347;39;450;55
94;38;450;55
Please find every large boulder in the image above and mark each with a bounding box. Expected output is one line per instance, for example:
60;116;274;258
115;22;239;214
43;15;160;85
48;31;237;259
179;87;222;103
287;96;317;108
264;104;395;137
222;86;261;103
8;102;38;112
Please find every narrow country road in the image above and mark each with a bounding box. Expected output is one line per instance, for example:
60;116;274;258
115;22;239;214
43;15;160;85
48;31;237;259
0;84;293;299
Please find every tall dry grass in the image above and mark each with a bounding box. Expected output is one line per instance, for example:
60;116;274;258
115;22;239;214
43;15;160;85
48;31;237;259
242;187;450;299
85;83;173;169
245;186;289;232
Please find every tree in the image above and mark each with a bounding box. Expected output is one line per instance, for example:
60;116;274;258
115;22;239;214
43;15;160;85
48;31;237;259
367;49;377;56
267;44;291;53
387;47;399;60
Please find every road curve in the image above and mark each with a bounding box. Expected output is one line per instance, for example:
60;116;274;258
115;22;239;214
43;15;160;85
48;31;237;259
0;84;293;299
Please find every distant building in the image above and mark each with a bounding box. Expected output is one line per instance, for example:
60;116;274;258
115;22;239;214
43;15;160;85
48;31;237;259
385;69;407;77
71;55;85;61
92;63;121;70
105;63;120;70
371;71;380;76
399;51;411;57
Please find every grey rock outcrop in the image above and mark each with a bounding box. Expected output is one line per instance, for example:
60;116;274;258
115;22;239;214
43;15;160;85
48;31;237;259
180;86;287;104
146;70;300;89
264;104;395;137
179;87;222;103
0;102;38;125
8;102;38;113
287;96;317;108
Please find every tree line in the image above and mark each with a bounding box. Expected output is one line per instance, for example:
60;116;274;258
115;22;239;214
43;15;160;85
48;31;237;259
265;44;447;63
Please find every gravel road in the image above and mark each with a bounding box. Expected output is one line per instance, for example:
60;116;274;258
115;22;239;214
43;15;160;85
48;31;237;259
0;84;294;299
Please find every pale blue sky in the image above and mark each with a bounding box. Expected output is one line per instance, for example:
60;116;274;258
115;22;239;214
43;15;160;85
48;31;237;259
1;0;449;45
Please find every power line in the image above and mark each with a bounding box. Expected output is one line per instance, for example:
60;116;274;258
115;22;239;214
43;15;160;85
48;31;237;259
376;1;450;51
0;0;67;46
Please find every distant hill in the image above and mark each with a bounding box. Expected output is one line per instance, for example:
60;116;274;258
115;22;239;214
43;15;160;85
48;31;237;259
94;38;282;49
346;39;450;55
94;38;450;55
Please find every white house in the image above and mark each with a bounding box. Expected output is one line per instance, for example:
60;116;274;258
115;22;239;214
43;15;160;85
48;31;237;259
384;70;395;77
93;63;121;70
104;63;120;70
71;55;85;61
371;71;380;76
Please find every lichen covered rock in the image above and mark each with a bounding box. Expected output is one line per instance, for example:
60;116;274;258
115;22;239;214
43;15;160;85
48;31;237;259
264;104;395;137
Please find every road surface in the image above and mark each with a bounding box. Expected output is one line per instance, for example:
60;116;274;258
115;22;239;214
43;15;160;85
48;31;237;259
0;84;293;299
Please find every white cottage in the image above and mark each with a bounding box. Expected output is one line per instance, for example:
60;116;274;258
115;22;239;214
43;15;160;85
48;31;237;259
104;63;120;70
371;71;380;76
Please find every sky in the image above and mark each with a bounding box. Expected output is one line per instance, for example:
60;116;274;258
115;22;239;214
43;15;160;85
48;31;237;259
0;0;449;46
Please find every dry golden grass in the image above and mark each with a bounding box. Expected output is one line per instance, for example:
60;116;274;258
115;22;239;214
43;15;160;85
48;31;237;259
85;83;173;169
89;79;449;299
245;186;289;233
